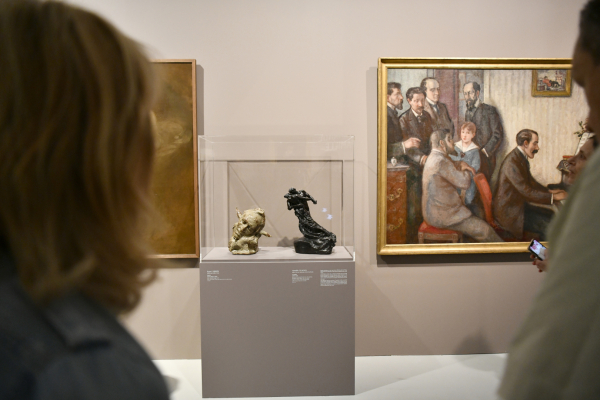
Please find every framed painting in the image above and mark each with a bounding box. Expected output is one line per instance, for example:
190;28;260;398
148;59;199;258
377;58;587;255
532;69;572;97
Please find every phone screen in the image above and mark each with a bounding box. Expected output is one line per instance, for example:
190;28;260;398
529;239;547;260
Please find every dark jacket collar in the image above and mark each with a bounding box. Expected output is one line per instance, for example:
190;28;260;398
402;108;430;122
468;101;485;116
43;292;116;348
514;146;530;167
0;250;115;349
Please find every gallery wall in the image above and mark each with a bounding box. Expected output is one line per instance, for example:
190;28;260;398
67;0;589;359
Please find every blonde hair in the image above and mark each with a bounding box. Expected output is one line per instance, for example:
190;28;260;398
460;121;477;137
0;0;161;312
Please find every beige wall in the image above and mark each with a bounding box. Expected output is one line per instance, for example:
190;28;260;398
68;0;589;359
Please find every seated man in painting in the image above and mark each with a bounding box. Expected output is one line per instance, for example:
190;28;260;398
422;130;502;243
493;129;567;240
531;132;597;273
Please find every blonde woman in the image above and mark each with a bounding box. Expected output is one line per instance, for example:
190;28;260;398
0;1;169;398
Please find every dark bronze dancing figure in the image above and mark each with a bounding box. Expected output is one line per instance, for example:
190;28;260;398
284;188;336;254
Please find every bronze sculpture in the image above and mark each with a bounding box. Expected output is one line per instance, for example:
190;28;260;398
284;188;336;254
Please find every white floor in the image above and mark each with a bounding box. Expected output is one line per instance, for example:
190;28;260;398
154;354;506;400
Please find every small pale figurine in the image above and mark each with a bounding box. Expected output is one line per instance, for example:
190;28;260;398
228;208;271;255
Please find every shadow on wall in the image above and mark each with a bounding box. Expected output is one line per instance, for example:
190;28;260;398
164;375;179;395
454;333;507;379
378;252;530;266
454;331;493;354
277;236;300;247
196;64;204;137
455;347;507;380
355;265;431;356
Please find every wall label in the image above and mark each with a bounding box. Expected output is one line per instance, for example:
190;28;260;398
292;269;313;283
207;270;232;282
320;269;347;286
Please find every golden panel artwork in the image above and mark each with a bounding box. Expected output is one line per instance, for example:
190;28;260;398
147;60;198;258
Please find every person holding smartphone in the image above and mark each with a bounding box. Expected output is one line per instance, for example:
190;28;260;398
528;134;596;273
499;2;600;397
529;240;549;272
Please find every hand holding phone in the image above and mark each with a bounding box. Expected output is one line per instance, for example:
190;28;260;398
528;239;547;261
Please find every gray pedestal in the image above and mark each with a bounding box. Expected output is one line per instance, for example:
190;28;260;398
200;248;355;398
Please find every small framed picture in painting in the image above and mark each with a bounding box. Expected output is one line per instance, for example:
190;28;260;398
532;69;572;97
149;60;199;258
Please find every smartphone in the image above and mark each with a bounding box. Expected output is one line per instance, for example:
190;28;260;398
528;239;547;261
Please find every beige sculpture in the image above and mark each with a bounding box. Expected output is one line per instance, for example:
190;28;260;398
228;208;271;255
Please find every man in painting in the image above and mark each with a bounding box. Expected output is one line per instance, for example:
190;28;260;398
386;82;422;162
530;133;597;273
399;87;434;158
421;77;455;139
542;75;552;88
493;129;567;241
393;86;434;242
422;129;501;242
499;3;600;397
463;81;504;180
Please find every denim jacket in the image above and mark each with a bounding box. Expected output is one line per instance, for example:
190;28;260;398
0;250;169;400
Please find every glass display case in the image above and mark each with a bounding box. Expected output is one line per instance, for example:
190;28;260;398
198;135;354;262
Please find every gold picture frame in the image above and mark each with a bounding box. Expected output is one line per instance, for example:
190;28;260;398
532;69;572;97
148;59;199;258
377;58;584;255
